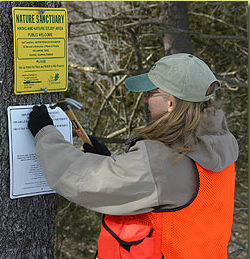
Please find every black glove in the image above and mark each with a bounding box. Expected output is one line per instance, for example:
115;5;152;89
28;105;54;137
83;136;111;156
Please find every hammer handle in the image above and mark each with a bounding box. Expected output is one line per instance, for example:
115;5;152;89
65;109;93;146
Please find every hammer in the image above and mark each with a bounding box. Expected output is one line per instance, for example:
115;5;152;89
50;98;93;146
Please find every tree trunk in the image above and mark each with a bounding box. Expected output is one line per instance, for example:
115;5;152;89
0;2;61;258
160;2;193;55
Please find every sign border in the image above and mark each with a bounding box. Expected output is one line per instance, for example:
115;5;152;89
12;7;68;95
8;104;73;199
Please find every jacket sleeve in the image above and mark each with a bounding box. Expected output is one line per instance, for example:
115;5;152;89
35;125;159;215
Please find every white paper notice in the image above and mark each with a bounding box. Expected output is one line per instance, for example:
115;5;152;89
8;105;73;199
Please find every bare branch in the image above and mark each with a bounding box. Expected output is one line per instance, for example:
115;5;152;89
127;28;143;70
69;63;127;76
106;128;127;138
156;28;247;41
69;63;148;76
215;74;247;88
69;14;150;26
70;19;247;42
189;11;247;32
92;75;127;134
128;92;143;133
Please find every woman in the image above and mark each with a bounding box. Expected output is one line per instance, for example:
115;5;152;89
28;53;238;259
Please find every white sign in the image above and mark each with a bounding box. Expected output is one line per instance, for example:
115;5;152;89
8;105;73;199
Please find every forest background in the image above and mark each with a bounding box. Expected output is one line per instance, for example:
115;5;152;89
0;1;248;259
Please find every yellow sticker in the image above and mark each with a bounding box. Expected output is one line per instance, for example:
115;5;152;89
12;7;68;95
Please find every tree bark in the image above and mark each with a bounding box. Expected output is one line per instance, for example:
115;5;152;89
0;2;61;258
160;2;193;55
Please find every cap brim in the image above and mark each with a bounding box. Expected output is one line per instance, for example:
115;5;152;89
125;73;158;92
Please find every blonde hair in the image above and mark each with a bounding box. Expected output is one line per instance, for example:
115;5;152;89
136;82;220;157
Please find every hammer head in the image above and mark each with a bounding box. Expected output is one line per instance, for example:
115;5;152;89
50;98;83;111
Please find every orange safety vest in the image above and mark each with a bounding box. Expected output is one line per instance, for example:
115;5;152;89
96;162;235;259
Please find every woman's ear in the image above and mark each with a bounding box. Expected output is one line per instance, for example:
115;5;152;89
167;95;175;112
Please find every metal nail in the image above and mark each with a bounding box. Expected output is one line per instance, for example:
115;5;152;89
41;88;48;93
39;9;45;15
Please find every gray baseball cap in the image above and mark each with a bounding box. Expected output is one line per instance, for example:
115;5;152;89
125;53;220;102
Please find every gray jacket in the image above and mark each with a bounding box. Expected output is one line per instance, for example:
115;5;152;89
35;109;238;215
